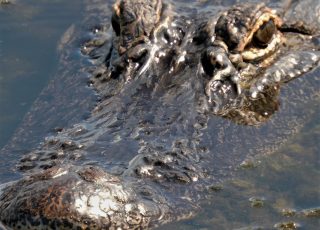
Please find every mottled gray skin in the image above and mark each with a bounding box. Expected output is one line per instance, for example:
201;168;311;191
0;0;320;229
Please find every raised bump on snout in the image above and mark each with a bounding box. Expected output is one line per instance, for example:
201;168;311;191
201;45;241;103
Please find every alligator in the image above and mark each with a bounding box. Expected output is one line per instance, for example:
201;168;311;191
0;0;319;229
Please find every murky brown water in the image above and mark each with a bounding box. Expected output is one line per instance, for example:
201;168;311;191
0;1;319;229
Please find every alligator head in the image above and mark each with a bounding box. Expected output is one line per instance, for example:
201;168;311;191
95;0;319;125
0;0;319;229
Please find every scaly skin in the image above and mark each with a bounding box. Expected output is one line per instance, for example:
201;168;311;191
0;0;319;229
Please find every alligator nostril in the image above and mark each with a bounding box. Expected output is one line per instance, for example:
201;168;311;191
201;46;230;78
201;46;242;108
209;55;225;69
201;50;214;77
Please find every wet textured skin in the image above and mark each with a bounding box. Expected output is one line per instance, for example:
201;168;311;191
0;0;320;229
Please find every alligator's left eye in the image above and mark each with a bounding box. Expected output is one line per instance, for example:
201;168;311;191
253;20;276;47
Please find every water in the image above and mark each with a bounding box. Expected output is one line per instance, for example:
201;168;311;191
0;1;319;229
0;0;84;149
159;111;320;229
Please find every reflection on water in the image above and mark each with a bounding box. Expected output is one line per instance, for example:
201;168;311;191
0;1;319;229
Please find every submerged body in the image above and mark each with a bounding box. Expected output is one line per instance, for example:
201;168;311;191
0;0;319;229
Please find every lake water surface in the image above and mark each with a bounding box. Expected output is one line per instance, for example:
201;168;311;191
0;1;319;229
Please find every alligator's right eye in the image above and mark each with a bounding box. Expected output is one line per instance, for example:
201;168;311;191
253;20;276;47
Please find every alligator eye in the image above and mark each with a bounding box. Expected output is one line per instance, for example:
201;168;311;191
253;20;276;47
